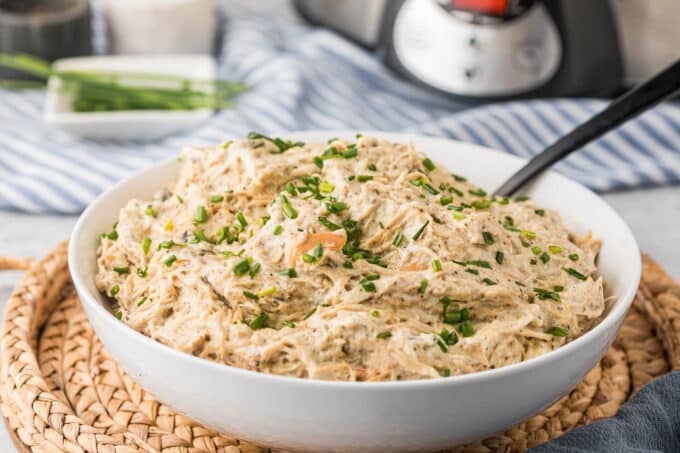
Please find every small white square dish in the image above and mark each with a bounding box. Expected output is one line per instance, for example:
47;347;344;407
43;54;217;141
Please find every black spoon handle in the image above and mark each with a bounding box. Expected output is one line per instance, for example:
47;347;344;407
493;59;680;197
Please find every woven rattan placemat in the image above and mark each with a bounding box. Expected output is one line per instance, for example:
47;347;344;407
1;243;679;452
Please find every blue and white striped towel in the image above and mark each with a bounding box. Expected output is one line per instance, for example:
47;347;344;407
1;13;679;214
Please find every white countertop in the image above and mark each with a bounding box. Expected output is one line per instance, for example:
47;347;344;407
1;186;678;449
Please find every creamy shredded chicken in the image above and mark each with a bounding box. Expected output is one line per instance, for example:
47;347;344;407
96;136;605;381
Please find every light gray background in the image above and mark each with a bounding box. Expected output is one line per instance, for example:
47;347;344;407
1;0;679;450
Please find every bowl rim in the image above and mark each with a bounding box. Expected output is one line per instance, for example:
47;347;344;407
69;130;641;390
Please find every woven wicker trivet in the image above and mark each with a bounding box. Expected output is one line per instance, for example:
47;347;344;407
1;243;679;453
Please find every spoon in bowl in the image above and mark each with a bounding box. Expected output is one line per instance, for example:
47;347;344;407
494;59;680;197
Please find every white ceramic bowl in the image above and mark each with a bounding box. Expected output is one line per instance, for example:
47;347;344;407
69;132;640;453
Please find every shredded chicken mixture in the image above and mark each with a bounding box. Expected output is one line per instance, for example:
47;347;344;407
96;135;605;381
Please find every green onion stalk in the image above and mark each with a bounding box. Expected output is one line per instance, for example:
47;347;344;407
0;53;248;112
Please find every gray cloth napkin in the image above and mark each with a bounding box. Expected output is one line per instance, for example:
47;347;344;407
530;372;680;452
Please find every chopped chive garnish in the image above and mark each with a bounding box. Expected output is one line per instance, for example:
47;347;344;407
282;320;296;328
554;285;565;292
325;199;348;213
273;225;284;235
564;267;587;280
257;216;270;226
210;195;224;203
450;187;464;197
114;266;130;274
432;259;442;272
361;281;377;292
247;132;303;153
164;255;177;267
468;188;487;197
531;246;542;256
452;212;467;220
452;174;467;182
176;194;184;203
376;331;392;340
109;285;120;297
136;297;147;307
157;240;174;250
514;196;530;202
418;279;428;294
569;253;579;261
115;311;123;320
482;278;497;286
534;209;545;216
303;307;317;320
502;222;519;232
243;291;259;300
410;177;440;195
422;158;435;171
412;220;429;241
237;213;248;227
440;195;453;205
104;225;119;241
319;181;335;193
482;231;494;245
342;146;358;158
313;156;323;169
249;262;261;278
436;328;458;351
466;260;491;269
343;261;353;269
442;368;451;377
302;243;324;263
371;310;380;317
136;265;148;278
281;195;298;219
458;321;475;337
540;252;550;264
367;163;377;171
143;205;155;217
357;175;373;182
548;245;563;254
164;219;174;231
327;137;338;143
471;199;492;210
142;237;151;255
249;313;268;330
285;182;298;196
318;216;341;231
466;268;479;275
193;205;207;224
422;182;439;195
534;288;561;301
521;230;537;240
257;286;276;297
495;251;504;264
547;326;568;337
279;268;298;278
392;231;404;247
233;258;250;276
